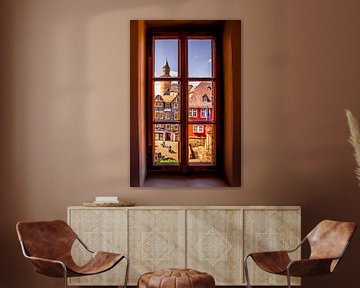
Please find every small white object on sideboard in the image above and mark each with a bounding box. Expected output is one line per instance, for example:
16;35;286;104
67;206;301;286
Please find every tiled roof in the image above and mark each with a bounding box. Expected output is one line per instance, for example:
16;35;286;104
162;95;177;103
164;83;179;94
155;82;213;108
189;82;213;108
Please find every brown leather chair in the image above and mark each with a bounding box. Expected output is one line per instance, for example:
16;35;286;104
244;220;356;288
16;220;129;288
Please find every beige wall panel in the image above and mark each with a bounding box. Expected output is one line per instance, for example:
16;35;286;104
244;209;301;286
187;209;243;285
68;208;127;286
128;209;186;284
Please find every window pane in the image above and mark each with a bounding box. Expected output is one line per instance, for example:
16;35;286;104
188;124;215;164
154;39;179;78
154;81;180;122
188;81;214;122
154;124;180;164
188;39;212;78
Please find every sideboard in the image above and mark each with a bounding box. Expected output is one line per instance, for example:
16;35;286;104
67;206;301;286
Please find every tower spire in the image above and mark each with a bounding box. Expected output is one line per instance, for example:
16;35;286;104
161;57;170;77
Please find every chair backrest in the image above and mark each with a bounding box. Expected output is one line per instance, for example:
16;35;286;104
16;220;77;261
307;220;356;261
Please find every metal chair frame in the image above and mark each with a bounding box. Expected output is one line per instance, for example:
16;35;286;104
19;234;129;288
244;237;350;288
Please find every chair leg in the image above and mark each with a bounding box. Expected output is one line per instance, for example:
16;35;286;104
244;255;252;288
62;264;68;288
123;255;130;288
286;269;291;288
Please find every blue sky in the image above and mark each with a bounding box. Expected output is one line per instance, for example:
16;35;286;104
155;39;178;77
155;39;212;78
188;39;212;78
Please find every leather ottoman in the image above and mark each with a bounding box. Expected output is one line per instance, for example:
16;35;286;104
138;268;215;288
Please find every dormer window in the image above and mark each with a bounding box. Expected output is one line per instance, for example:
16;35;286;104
202;95;210;102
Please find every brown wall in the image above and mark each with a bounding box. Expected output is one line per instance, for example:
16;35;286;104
1;0;360;287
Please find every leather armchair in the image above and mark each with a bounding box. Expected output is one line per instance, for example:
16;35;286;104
16;220;129;288
244;220;356;288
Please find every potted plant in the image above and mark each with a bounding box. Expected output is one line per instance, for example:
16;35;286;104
345;109;360;186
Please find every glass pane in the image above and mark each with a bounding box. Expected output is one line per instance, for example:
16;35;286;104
154;124;180;164
154;81;180;122
154;39;179;78
188;39;212;78
188;81;214;122
188;124;215;164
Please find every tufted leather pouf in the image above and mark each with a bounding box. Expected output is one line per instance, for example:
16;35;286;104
138;268;215;288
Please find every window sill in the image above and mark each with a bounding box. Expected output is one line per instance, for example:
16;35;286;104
143;175;229;187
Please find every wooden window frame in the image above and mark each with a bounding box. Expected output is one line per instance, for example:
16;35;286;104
130;20;241;187
147;28;220;174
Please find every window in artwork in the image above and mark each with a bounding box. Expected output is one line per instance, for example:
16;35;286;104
148;32;218;170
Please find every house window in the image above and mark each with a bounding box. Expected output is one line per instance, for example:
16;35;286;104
189;108;197;118
155;112;164;120
130;20;241;186
148;28;219;172
193;125;204;133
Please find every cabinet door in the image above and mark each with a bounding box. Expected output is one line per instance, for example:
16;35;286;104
244;209;301;286
128;209;186;284
68;208;127;286
187;209;243;285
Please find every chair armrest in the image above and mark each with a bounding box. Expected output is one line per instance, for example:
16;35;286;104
76;236;94;253
26;255;65;265
26;255;67;278
250;250;289;255
19;240;67;277
287;258;335;277
246;251;292;274
285;237;307;253
245;237;306;259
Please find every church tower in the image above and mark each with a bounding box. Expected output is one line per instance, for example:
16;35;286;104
161;59;171;77
160;58;171;95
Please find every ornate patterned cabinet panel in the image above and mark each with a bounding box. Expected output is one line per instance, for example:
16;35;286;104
67;208;128;286
187;209;243;285
67;206;300;286
128;209;186;284
243;208;301;286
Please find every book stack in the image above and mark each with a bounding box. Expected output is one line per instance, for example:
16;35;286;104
93;196;119;204
83;197;135;207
